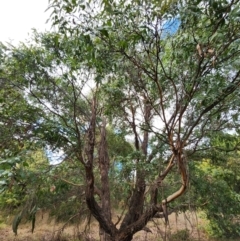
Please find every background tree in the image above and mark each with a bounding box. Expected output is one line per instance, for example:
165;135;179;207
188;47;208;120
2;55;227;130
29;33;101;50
189;132;240;238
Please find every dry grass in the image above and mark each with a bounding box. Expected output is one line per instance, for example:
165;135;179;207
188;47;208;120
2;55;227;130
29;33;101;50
132;211;208;241
0;210;211;241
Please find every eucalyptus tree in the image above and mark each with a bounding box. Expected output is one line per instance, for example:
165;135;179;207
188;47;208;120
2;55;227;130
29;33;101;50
48;0;240;240
1;0;240;240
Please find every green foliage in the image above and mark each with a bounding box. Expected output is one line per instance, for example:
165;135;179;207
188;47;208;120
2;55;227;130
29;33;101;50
0;148;56;235
190;136;240;238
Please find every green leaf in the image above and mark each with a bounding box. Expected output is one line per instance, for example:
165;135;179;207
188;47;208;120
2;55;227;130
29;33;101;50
99;29;109;38
31;214;36;233
12;212;22;235
30;206;38;233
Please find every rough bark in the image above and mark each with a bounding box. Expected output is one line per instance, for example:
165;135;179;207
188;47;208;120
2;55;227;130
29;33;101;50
118;100;151;240
99;119;112;241
84;97;117;238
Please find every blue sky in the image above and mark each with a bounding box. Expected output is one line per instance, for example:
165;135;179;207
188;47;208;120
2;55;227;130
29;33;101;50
162;18;181;36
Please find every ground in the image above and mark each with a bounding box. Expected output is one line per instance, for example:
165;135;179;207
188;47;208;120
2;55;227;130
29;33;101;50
0;210;227;241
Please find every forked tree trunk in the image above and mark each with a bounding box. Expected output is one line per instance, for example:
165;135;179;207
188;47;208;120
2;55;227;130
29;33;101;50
83;98;188;241
99;227;113;241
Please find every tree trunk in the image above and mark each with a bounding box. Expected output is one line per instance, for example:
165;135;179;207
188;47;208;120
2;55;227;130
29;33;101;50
84;98;117;238
99;227;113;241
119;100;151;230
99;119;112;241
